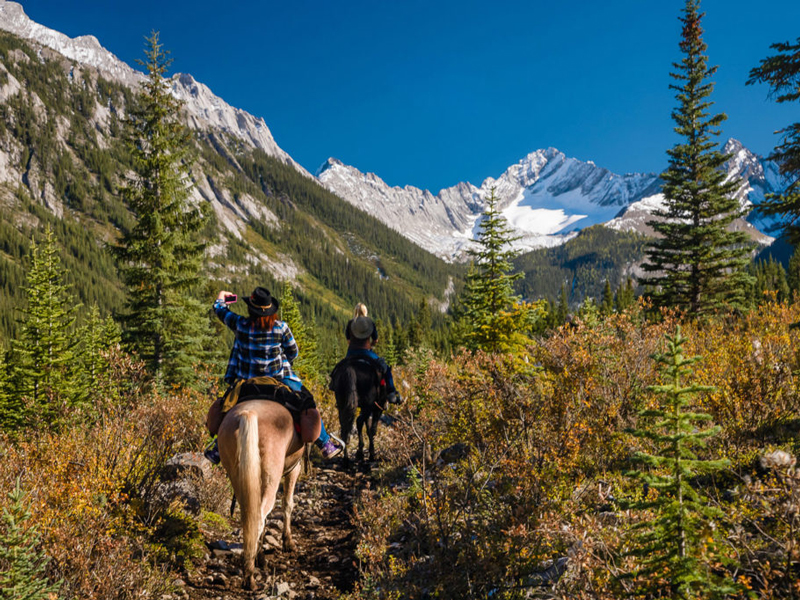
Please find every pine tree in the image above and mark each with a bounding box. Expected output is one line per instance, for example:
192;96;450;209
11;227;82;428
408;297;432;349
77;304;121;407
379;319;399;367
615;277;636;313
279;286;322;384
556;283;570;324
0;347;17;432
577;297;600;328
625;327;738;599
601;279;615;315
0;479;61;600
747;37;800;243
748;258;790;304
788;249;800;295
114;32;210;388
454;188;532;353
640;0;753;316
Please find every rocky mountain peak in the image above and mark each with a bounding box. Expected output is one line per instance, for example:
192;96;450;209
315;157;345;177
0;0;309;176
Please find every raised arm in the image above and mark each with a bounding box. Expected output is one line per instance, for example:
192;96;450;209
213;290;242;331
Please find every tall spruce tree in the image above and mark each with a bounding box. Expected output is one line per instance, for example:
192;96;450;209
640;0;752;316
453;188;532;353
556;283;570;323
0;480;60;600
615;277;636;313
408;297;432;349
77;304;121;407
379;319;399;367
747;37;800;242
10;227;82;428
115;32;210;388
625;327;737;599
601;279;614;315
279;286;322;384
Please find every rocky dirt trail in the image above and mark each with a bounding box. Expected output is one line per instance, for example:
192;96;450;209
171;459;371;600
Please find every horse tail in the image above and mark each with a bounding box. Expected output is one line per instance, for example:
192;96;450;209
237;410;261;568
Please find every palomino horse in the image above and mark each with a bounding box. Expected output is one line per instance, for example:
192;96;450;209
217;400;305;590
332;358;385;466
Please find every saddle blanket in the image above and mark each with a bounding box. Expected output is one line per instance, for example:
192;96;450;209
221;376;316;418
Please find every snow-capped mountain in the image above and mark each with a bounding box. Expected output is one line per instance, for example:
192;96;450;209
322;139;785;260
608;139;781;246
319;148;662;260
0;0;785;264
0;0;307;175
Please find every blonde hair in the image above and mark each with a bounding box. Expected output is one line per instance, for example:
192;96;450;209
353;303;368;319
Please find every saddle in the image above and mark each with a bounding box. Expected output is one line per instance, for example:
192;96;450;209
221;376;316;419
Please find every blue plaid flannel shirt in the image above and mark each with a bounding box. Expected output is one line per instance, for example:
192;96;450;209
214;299;302;386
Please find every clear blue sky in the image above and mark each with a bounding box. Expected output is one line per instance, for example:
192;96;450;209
18;0;800;192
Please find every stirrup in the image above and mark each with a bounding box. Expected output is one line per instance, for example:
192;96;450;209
204;436;220;465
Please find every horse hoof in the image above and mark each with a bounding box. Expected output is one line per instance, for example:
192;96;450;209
283;539;297;552
244;574;258;590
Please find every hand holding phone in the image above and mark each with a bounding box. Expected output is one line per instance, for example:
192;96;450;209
224;294;237;304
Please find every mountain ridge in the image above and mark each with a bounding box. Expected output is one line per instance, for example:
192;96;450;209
0;0;307;175
320;139;783;260
2;0;784;266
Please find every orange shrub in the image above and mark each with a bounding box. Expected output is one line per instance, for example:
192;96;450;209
0;352;213;599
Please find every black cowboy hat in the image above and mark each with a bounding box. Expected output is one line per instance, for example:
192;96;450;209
350;315;375;341
243;287;279;317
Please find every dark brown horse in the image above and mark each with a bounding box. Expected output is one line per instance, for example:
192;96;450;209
332;358;385;466
217;401;305;590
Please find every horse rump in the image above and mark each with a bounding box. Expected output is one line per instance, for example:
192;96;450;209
331;359;384;465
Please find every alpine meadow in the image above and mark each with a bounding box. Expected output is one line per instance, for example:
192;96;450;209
1;1;800;599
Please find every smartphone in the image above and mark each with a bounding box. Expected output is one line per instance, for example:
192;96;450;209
224;294;237;304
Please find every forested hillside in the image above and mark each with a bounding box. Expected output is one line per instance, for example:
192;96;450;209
513;226;649;306
0;30;459;351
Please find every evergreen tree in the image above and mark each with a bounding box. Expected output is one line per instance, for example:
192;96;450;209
788;249;800;296
77;304;121;407
615;277;636;313
748;258;790;304
601;279;614;315
408;297;432;349
747;37;800;242
114;32;210;388
380;319;399;367
556;283;570;324
625;327;737;599
393;319;408;363
0;479;61;600
640;0;753;316
577;297;600;328
11;227;82;428
454;188;531;353
0;347;16;432
279;286;322;384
